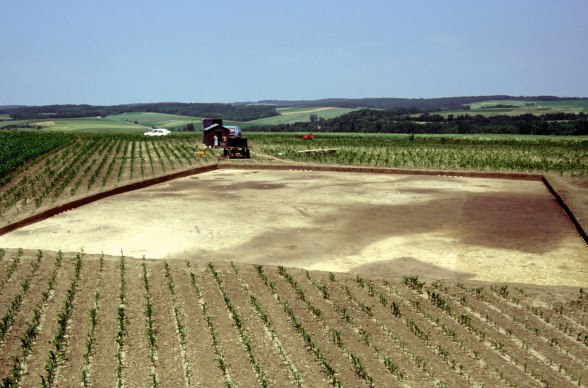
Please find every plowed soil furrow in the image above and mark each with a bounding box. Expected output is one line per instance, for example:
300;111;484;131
0;254;54;369
447;287;582;386
91;258;119;387
102;141;127;189
216;267;297;387
324;274;467;386
62;139;107;196
148;262;189;386
127;141;139;181
247;266;343;385
237;266;327;386
290;270;402;387
0;259;9;280
406;283;570;387
458;288;588;381
0;252;24;297
263;267;366;386
18;254;78;386
372;279;536;386
483;290;588;364
95;140;122;189
121;260;153;388
116;141;130;183
198;268;261;387
54;256;99;386
382;280;547;386
513;289;588;332
171;264;226;387
335;277;460;387
0;255;37;320
0;142;78;222
144;142;166;176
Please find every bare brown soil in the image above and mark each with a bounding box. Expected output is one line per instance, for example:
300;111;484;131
1;169;586;287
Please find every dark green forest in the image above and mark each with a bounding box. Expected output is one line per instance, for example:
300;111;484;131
0;103;278;122
258;95;585;110
249;109;588;136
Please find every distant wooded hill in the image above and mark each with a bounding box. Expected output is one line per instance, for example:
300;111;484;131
0;103;278;122
258;96;586;110
248;108;588;136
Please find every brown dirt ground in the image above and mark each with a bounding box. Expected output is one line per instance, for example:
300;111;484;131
0;169;586;287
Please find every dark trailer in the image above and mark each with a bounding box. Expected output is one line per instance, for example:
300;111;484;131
202;118;250;158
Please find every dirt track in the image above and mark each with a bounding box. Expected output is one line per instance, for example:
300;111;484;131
0;169;586;286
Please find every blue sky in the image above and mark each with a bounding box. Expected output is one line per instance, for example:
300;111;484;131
1;0;587;105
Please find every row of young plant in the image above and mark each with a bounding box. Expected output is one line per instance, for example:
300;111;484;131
0;131;73;186
80;253;105;387
322;270;462;387
357;273;516;386
276;266;379;387
254;265;343;387
399;275;581;386
0;250;42;345
185;262;234;387
229;262;304;387
208;262;268;387
1;251;64;387
303;271;406;382
162;261;193;386
433;280;581;386
451;282;588;385
0;140;80;212
141;260;159;387
395;276;545;386
486;284;588;347
40;252;83;387
0;135;217;224
0;248;24;293
116;255;127;388
249;133;588;176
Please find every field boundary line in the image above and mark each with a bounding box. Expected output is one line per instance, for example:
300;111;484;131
542;176;588;245
1;161;586;248
0;163;218;236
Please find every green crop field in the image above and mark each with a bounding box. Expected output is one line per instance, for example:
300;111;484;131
0;118;148;132
106;112;201;130
438;99;588;118
0;108;356;133
248;132;588;177
240;107;357;127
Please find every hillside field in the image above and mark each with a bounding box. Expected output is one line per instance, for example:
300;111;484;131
0;107;355;133
106;112;201;131
438;99;588;118
0;118;148;132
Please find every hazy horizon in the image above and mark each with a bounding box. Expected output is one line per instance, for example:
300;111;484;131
2;1;587;105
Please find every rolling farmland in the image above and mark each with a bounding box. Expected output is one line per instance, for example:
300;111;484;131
106;112;202;131
438;99;588;118
0;250;586;387
0;107;355;133
1;130;587;386
249;133;588;176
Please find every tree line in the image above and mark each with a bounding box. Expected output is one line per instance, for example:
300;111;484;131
248;109;588;136
257;95;586;110
0;103;278;122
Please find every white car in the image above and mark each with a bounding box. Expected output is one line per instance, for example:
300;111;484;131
144;128;171;137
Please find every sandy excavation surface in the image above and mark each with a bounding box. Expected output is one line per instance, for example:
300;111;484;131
1;169;586;286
